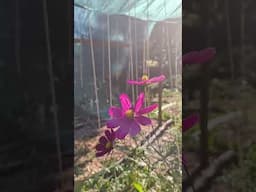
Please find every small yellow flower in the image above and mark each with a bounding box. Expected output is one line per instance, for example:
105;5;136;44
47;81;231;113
141;75;149;81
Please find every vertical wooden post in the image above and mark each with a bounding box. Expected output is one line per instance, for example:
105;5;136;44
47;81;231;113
107;14;113;106
79;40;84;89
158;81;163;126
15;0;21;75
158;25;165;126
42;0;63;190
199;0;210;169
240;0;246;78
67;0;72;67
225;0;235;80
200;62;210;168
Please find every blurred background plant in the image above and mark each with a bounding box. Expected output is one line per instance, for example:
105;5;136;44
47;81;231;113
183;0;256;191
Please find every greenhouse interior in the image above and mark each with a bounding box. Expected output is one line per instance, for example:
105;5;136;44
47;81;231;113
74;0;182;191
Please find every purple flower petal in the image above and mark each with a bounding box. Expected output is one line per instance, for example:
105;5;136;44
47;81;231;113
127;80;146;85
197;47;216;63
138;104;158;115
106;118;122;128
99;136;107;144
96;151;107;157
105;130;115;141
115;119;131;139
96;131;115;158
135;93;145;113
147;75;166;84
105;130;111;140
109;107;122;118
96;143;105;151
182;47;216;65
135;116;152;126
115;126;129;139
182;51;199;65
183;114;200;132
119;93;132;111
129;121;141;137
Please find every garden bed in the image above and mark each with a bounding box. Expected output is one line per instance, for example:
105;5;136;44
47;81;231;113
74;90;182;191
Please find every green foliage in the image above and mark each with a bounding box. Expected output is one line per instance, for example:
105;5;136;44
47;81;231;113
77;128;181;192
148;111;158;120
245;144;256;180
132;182;144;192
162;88;173;97
220;144;256;192
148;110;172;121
79;153;179;192
162;111;171;121
207;128;230;154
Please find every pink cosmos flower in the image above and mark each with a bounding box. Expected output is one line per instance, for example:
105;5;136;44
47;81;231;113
127;74;166;85
182;114;200;165
96;130;115;157
107;93;158;139
182;47;216;65
182;114;200;132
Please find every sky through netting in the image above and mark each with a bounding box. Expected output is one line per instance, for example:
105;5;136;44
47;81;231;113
75;0;181;39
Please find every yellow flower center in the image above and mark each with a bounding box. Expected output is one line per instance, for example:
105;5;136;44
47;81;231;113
105;141;112;149
141;75;149;81
125;109;134;119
